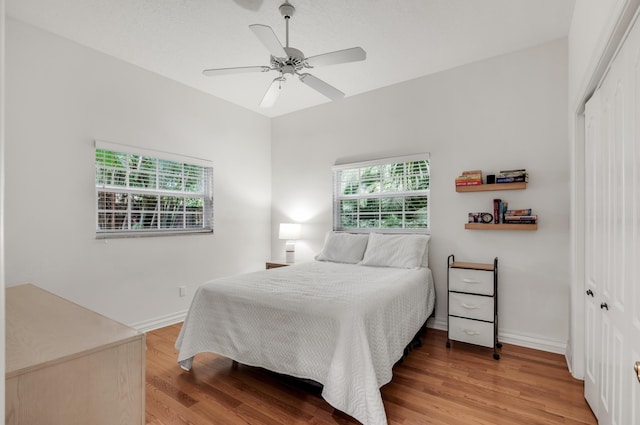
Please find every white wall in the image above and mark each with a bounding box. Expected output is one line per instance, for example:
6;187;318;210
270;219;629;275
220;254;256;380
4;19;272;329
271;39;570;352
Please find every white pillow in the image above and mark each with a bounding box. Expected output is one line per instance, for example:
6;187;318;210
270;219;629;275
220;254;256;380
315;232;370;264
422;235;430;267
360;233;430;269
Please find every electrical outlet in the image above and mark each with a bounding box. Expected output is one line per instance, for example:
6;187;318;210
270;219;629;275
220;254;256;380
179;286;186;297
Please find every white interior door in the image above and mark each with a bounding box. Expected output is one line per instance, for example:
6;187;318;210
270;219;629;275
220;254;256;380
584;12;640;425
626;15;640;424
583;88;601;417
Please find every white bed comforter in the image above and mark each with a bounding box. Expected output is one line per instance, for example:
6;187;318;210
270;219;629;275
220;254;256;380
175;261;435;425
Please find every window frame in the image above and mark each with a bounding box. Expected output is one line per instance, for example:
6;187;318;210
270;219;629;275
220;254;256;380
332;153;430;234
95;140;214;239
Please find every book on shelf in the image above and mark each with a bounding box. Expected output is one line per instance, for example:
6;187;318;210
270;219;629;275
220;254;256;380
462;170;483;176
499;201;508;223
493;199;501;224
503;219;537;224
455;170;483;186
496;168;528;183
505;209;532;216
499;168;526;175
496;175;528;183
504;215;537;221
455;180;482;186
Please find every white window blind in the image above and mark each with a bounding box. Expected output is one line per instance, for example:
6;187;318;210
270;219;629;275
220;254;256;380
333;154;430;232
95;141;213;238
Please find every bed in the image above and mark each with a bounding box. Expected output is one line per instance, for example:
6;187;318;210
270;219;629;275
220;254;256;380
175;232;435;425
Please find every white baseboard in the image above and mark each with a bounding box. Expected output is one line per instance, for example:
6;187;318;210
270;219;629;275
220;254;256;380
429;317;448;331
427;318;567;355
129;310;187;333
498;330;567;355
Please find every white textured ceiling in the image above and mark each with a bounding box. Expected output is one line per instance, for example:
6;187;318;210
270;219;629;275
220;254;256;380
7;0;575;118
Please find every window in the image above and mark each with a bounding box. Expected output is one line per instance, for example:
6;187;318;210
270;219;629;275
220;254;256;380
333;154;430;232
95;141;213;237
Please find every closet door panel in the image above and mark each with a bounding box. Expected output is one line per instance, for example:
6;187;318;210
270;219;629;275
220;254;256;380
583;90;601;414
602;46;630;425
584;18;640;422
628;16;640;425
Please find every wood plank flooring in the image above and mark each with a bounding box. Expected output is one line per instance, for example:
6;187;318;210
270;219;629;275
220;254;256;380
146;324;596;425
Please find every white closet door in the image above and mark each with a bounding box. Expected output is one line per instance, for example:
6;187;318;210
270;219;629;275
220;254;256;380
583;88;601;417
584;13;640;425
626;15;640;425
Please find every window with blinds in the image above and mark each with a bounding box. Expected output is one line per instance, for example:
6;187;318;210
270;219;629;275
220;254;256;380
333;154;430;232
95;141;213;237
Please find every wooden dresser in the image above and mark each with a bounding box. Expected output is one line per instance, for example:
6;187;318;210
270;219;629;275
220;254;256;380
5;284;146;425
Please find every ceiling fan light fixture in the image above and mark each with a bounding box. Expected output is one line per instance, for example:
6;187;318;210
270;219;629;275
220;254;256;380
202;0;366;108
281;64;296;77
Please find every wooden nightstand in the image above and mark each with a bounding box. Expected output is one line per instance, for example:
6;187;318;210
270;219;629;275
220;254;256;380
266;261;290;269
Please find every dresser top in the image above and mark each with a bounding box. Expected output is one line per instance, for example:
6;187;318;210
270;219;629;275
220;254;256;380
6;284;142;378
450;261;494;271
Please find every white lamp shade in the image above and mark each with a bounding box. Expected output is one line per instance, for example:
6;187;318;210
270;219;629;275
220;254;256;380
279;223;301;240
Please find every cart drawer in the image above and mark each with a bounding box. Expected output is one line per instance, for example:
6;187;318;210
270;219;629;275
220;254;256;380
449;292;494;321
448;316;494;348
449;267;494;295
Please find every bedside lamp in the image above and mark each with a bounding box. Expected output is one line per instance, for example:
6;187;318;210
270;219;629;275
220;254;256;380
279;223;301;263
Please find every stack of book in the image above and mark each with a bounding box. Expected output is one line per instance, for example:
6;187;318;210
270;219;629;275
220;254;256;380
504;208;537;224
496;169;528;183
455;170;483;186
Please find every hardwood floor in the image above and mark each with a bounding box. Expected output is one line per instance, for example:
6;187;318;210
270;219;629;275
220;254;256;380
145;324;596;425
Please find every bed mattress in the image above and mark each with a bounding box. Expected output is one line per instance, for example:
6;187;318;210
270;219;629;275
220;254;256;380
175;260;435;425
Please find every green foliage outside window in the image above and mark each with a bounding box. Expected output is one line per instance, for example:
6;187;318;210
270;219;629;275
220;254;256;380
335;158;429;231
95;148;212;235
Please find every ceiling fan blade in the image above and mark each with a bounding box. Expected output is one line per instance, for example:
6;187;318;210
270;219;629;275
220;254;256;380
305;47;366;68
249;24;287;58
203;66;271;76
260;77;285;108
298;73;345;101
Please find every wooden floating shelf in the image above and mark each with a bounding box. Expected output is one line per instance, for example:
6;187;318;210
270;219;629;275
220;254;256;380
465;223;537;230
456;182;527;192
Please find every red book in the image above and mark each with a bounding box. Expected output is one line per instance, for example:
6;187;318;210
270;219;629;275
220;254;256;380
493;199;501;224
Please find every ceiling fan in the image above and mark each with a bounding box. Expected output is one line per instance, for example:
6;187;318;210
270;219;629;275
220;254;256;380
203;1;366;107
